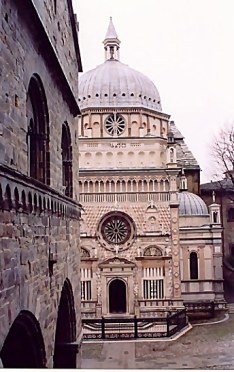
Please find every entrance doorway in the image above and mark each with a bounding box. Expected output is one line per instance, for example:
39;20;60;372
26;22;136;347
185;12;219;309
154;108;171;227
109;279;127;314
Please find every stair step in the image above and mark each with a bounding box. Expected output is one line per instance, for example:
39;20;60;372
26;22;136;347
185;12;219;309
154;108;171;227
227;304;234;313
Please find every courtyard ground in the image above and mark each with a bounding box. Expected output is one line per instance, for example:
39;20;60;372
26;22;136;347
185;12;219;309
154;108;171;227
81;314;234;369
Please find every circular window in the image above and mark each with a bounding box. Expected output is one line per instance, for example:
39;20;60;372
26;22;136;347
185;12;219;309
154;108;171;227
105;113;125;136
97;212;136;251
102;215;130;244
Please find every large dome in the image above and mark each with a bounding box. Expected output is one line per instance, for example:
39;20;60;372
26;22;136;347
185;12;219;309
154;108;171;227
78;60;162;111
178;192;208;216
78;18;162;112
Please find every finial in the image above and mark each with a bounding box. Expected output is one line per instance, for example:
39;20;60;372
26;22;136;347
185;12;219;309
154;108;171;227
103;17;121;61
212;190;216;203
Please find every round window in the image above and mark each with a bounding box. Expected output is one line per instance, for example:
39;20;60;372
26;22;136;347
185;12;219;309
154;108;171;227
97;212;136;251
101;215;131;244
105;113;125;136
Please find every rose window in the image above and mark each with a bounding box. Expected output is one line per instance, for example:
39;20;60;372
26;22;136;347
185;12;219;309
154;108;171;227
105;113;125;136
102;215;130;244
97;212;136;251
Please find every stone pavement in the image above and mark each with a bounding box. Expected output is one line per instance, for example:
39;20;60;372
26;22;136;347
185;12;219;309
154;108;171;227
81;314;234;369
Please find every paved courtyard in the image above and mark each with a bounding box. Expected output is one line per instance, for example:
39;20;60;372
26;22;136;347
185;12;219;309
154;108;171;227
81;314;234;369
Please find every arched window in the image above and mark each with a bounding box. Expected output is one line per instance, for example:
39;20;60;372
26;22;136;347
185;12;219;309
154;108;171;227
213;211;218;223
27;74;50;185
190;252;198;280
227;207;234;222
61;123;73;198
170;148;174;163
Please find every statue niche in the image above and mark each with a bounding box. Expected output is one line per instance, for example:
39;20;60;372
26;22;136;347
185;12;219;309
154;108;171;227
143;202;160;232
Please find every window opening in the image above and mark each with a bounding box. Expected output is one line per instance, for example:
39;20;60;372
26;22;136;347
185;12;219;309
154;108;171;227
27;74;50;185
61;123;73;198
190;252;198;279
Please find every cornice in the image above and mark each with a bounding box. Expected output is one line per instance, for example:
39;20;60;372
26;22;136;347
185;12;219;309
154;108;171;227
79;106;170;119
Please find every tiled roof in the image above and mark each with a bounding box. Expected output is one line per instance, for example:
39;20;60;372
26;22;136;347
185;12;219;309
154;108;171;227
201;179;234;192
169;121;200;169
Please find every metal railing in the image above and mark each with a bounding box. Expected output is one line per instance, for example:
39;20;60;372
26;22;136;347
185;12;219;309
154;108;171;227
82;308;187;340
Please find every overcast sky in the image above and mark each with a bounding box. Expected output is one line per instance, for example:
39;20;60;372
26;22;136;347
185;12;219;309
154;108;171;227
72;0;234;183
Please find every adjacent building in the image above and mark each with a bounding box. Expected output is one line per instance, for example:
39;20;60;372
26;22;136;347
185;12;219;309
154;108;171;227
0;0;82;368
78;18;225;319
201;178;234;302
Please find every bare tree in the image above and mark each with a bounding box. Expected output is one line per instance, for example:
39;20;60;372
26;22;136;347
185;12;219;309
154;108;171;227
211;125;234;187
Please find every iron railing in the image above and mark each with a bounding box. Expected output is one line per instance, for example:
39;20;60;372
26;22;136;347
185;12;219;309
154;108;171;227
82;308;187;340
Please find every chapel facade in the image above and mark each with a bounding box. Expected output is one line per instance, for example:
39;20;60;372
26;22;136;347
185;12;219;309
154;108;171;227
78;18;225;319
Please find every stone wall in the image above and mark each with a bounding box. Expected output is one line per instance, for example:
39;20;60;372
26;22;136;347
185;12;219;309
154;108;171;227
0;0;82;367
33;0;81;99
0;0;80;200
0;175;81;367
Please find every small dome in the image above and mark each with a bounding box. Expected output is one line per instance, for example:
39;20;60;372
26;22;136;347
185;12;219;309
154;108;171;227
78;59;162;111
178;192;208;215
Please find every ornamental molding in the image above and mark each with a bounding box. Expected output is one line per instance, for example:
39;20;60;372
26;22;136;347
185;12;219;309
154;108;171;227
99;256;135;268
143;246;163;257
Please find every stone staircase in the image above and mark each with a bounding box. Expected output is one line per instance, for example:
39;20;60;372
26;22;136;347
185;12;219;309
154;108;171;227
227;303;234;314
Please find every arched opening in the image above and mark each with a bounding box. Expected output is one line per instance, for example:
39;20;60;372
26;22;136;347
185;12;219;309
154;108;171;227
4;184;12;210
0;310;46;368
27;74;50;185
109;279;127;314
61;122;73;198
227;207;234;222
213;211;218;223
53;279;78;368
0;184;3;209
190;252;198;279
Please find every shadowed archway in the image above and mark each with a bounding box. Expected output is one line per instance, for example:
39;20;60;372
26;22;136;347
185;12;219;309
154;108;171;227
0;310;46;368
53;278;78;368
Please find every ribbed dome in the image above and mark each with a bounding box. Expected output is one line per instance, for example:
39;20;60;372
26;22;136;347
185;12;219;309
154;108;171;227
78;59;162;111
178;192;208;216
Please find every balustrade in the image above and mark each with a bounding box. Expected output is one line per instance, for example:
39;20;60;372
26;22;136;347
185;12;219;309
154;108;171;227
79;192;171;204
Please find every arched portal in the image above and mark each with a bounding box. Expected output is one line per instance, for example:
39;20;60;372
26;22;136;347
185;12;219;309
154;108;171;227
53;279;78;368
0;310;46;368
109;279;127;314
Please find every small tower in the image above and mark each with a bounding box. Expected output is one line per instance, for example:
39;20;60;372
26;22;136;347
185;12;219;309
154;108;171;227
179;168;188;191
209;191;221;225
166;124;177;167
103;17;121;61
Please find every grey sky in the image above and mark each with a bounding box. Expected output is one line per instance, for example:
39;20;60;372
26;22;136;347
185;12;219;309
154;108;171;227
72;0;234;182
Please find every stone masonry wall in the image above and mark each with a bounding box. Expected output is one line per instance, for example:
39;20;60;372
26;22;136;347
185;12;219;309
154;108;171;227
33;0;79;99
0;0;79;200
0;199;80;367
0;0;82;367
